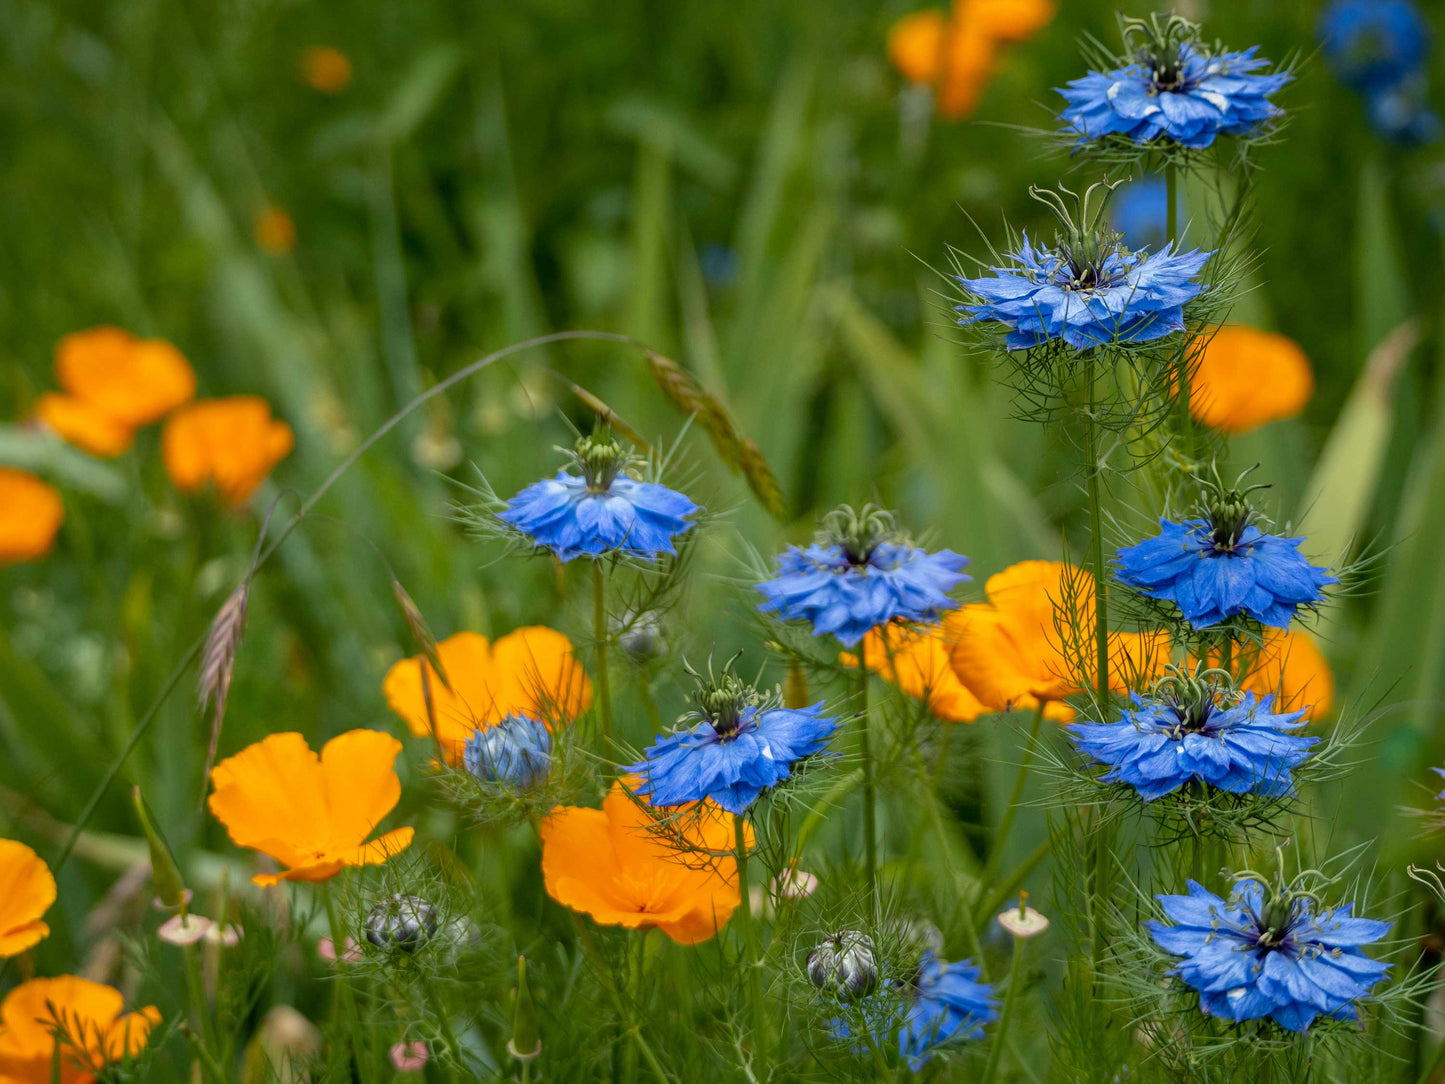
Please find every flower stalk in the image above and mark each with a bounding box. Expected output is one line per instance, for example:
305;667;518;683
592;561;614;746
858;637;879;920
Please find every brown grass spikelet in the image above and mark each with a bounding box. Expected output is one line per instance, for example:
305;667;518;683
199;579;250;786
391;577;451;691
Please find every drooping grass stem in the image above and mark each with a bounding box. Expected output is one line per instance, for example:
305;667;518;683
592;560;614;747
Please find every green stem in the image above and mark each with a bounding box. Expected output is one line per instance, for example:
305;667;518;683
1086;362;1109;706
419;972;463;1084
734;815;770;1063
1165;161;1178;248
980;935;1029;1084
975;839;1052;928
180;943;218;1081
592;561;614;747
321;885;373;1084
858;638;879;921
983;703;1046;884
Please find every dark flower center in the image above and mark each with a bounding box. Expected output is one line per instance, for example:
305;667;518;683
1123;12;1200;94
1029;180;1129;294
1150;661;1238;738
1251;895;1301;951
822;504;897;567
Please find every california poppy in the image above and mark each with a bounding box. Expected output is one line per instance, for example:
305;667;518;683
35;327;195;457
1190;326;1314;433
0;840;55;957
0;976;160;1084
1197;628;1334;722
540;782;740;944
162;396;294;508
208;730;414;886
382;627;593;764
947;561;1167;719
0;470;64;566
840;623;990;722
301;46;352;94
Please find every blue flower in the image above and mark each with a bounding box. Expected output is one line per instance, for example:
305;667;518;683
1147;879;1391;1032
626;699;837;815
756;505;968;647
1059;34;1290;150
1115;517;1336;630
498;431;698;562
957;233;1210;351
1320;0;1430;94
1365;78;1441;145
1070;690;1318;801
463;714;552;790
1109;177;1175;252
832;954;997;1070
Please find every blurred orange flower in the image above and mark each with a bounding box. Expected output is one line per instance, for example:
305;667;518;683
888;0;1054;119
254;205;297;255
0;840;55;957
1190;326;1314;433
34;327;195;456
382;627;593;764
0;976;159;1084
1197;628;1334;722
540;782;740;944
840;622;990;722
0;470;64;566
947;561;1168;720
208;730;414;886
162;396;294;507
301;46;352;94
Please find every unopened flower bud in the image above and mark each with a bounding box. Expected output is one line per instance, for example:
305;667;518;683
615;609;666;663
508;955;542;1060
365;894;439;953
133;786;188;911
807;930;879;999
463;714;552;790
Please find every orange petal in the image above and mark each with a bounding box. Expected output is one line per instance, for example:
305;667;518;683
961;0;1056;43
162;397;292;507
841;623;990;722
1190;326;1314;434
209;732;331;861
0;840;55;959
888;10;949;83
0;470;64;566
34;393;135;457
318;729;406;854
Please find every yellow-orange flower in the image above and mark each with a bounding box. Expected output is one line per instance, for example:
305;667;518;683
0;976;159;1084
540;783;740;944
1198;628;1334;723
254;206;297;255
840;623;989;722
0;470;64;566
208;730;414;886
1190;326;1314;434
34;327;196;457
162;396;294;507
382;627;592;764
0;840;55;957
888;0;1054;119
947;561;1168;720
301;46;352;94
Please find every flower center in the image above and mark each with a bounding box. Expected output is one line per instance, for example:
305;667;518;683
1029;180;1130;294
681;656;766;742
1123;12;1200;94
821;504;897;567
1151;661;1238;737
572;430;630;493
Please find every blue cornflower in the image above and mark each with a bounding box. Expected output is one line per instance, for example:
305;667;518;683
1319;0;1430;95
957;180;1211;352
463;714;552;790
1070;666;1318;800
756;505;968;648
626;668;836;814
498;430;698;562
1148;878;1391;1032
1058;15;1290;150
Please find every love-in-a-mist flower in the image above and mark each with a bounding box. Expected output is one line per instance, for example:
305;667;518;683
1069;664;1318;800
1320;0;1430;94
835;953;998;1070
463;714;552;790
1147;871;1391;1032
499;429;699;561
1058;14;1290;150
208;730;414;885
626;662;837;814
1115;472;1337;630
957;180;1211;351
0;976;160;1083
0;839;55;957
757;505;968;647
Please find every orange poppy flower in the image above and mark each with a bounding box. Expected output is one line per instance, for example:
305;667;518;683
382;627;593;764
840;623;990;722
0;976;160;1084
208;730;414;886
34;327;196;457
947;561;1168;720
0;840;55;957
888;0;1054;119
161;396;294;508
540;783;740;944
254;206;297;255
301;46;352;94
0;470;64;566
1196;628;1334;723
1190;326;1314;434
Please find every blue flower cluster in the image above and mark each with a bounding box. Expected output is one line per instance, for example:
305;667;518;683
1115;518;1336;630
1070;691;1317;800
626;701;837;815
463;714;552;790
1148;880;1391;1032
1058;43;1290;149
957;234;1210;351
1320;0;1438;144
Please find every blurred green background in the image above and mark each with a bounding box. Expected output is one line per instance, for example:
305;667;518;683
2;0;1444;1052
